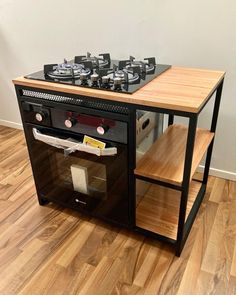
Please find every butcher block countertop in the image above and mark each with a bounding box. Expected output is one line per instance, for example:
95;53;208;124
13;66;225;113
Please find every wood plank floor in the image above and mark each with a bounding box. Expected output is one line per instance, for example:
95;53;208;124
0;125;235;295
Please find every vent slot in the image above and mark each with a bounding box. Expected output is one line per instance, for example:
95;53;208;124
21;90;129;114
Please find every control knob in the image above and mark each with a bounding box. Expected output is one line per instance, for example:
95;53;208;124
35;111;47;122
80;72;88;84
65;118;76;128
113;77;122;90
97;123;109;135
91;73;99;87
101;75;110;88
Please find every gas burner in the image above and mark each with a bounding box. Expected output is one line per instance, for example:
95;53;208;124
106;68;140;84
74;52;111;68
45;59;91;80
119;56;156;74
127;61;155;73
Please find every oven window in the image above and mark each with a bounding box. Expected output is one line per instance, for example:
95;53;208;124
26;125;129;227
34;141;115;203
55;154;107;200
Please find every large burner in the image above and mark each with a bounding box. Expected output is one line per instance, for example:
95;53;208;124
47;59;90;80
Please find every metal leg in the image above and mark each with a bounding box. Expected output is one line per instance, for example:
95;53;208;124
168;114;174;126
203;79;224;184
129;108;137;227
176;114;198;256
181;183;206;247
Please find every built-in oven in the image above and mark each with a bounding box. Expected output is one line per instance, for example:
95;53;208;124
21;100;130;227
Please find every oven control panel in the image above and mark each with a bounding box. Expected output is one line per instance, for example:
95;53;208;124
51;109;127;144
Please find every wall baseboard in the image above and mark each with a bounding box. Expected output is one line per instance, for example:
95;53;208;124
197;165;236;181
0;119;23;130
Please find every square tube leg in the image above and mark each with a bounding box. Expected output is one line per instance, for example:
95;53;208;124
203;79;224;184
176;114;198;256
168;114;174;126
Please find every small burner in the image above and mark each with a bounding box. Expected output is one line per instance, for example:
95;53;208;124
74;52;111;68
127;61;154;73
120;56;156;74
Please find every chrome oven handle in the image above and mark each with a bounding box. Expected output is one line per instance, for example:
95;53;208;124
32;128;117;156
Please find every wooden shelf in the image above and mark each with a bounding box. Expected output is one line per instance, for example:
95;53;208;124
135;124;214;186
136;181;201;240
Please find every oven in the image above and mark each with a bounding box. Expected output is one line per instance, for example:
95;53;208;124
20;98;130;226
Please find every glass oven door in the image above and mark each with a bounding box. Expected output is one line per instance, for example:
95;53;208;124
25;123;130;226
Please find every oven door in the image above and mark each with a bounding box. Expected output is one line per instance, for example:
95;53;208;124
25;123;130;226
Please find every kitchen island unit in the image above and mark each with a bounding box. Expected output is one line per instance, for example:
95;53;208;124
13;66;225;256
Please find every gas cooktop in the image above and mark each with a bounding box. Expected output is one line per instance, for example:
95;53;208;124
25;52;171;94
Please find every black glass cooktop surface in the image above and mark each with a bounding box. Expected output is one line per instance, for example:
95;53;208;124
25;57;171;94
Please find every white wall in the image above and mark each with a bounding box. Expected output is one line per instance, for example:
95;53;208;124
0;0;235;178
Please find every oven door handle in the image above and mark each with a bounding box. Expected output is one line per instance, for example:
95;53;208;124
32;128;117;156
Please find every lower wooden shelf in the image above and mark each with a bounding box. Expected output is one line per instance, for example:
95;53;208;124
136;180;201;240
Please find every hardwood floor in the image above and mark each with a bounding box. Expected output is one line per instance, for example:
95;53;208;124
0;125;235;295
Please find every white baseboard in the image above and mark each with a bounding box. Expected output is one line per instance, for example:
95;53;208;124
0;119;23;130
197;165;236;181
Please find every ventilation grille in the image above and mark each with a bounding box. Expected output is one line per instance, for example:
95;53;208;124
22;89;129;114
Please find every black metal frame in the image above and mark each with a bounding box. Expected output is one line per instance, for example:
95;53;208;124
14;77;224;257
134;78;224;256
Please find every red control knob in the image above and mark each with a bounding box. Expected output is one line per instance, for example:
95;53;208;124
97;123;109;135
65;118;76;128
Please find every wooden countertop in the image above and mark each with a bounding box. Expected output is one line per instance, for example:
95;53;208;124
13;66;225;113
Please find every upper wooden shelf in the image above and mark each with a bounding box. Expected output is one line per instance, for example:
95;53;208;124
135;124;214;186
13;67;225;113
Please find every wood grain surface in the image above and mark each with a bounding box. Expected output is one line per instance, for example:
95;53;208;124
136;181;201;239
0;125;235;295
13;66;225;113
135;124;214;185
